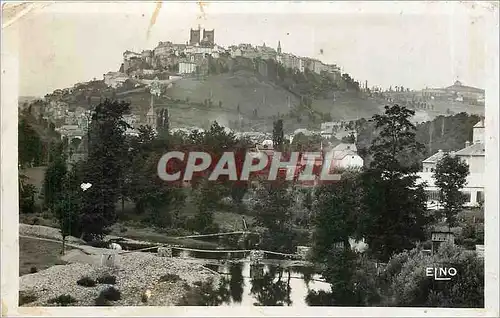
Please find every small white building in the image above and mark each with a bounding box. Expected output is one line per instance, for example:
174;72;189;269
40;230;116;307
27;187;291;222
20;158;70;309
178;62;197;74
422;149;447;172
261;139;274;150
324;143;364;170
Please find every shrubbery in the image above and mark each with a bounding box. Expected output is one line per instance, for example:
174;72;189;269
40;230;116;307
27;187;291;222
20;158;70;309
77;276;96;287
19;291;38;306
96;274;117;285
47;294;77;306
382;243;484;307
159;273;181;283
95;287;121;306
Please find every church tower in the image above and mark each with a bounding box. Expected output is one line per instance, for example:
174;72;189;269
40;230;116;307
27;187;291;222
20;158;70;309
146;94;157;131
276;41;283;64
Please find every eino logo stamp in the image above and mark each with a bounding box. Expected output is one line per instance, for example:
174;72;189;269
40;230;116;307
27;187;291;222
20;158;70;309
426;267;458;281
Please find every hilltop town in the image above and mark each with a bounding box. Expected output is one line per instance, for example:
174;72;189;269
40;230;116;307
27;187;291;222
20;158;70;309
21;26;484;150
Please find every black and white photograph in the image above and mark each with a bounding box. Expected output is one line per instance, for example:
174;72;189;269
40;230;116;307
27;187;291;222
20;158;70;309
1;1;499;316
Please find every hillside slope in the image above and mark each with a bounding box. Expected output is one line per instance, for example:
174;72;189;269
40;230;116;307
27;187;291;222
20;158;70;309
159;70;386;131
166;70;301;118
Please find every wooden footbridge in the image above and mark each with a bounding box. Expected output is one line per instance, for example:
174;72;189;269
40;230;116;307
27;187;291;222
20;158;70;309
109;230;312;268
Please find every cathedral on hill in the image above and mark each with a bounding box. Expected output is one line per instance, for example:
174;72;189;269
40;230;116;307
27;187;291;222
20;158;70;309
189;25;215;47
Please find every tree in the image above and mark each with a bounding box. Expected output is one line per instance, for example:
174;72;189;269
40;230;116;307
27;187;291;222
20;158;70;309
253;178;296;253
341;132;356;144
79;99;131;240
19;173;37;214
433;154;469;227
230;181;248;204
18;118;43;167
53;184;82;254
272;119;284;151
306;249;380;306
43;157;68;212
191;177;223;233
312;171;362;261
361;105;429;262
290;133;322;152
308;171;382;306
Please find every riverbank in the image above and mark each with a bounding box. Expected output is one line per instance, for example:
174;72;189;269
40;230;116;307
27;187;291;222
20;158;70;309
20;251;220;306
19;224;223;306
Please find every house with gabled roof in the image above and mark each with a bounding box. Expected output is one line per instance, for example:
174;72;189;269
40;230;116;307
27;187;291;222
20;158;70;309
417;119;485;208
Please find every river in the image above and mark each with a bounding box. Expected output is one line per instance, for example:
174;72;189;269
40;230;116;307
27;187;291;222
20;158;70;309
203;262;331;306
170;249;331;306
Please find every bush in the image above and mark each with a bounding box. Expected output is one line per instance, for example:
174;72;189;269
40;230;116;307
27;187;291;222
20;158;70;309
77;276;96;287
159;273;181;283
30;266;38;273
47;294;77;306
119;226;128;233
385;243;484;307
97;274;116;285
19;291;38;306
141;293;149;303
94;294;111;306
95;286;121;306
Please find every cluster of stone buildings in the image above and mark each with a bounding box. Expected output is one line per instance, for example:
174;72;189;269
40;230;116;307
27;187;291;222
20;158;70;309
107;26;343;89
421;80;485;105
229;40;341;78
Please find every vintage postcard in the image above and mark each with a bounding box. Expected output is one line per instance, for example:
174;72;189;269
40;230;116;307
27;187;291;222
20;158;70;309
1;1;499;317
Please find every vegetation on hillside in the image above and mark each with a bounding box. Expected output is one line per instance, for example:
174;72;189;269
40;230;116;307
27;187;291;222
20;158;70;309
356;112;482;168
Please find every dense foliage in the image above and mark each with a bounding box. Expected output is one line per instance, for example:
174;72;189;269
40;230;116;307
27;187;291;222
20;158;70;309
434;154;470;227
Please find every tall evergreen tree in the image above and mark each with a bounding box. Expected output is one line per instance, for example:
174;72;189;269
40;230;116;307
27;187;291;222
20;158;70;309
79;99;131;240
312;171;362;261
43;157;68;212
272;119;284;151
18;118;43;167
361;105;429;262
253;177;296;253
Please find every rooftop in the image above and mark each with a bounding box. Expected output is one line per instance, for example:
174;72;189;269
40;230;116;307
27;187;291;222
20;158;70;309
473;119;485;128
445;81;485;94
423;149;447;163
331;149;359;160
331;143;357;153
453;143;485;157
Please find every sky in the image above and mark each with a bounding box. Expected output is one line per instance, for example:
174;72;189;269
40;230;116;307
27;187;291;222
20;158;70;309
2;1;496;97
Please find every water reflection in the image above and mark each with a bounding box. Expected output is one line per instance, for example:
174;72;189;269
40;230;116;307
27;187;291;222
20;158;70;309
198;262;330;306
250;265;292;306
229;263;244;303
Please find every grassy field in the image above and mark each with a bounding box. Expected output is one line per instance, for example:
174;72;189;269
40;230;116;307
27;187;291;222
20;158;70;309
166;70;300;119
312;93;384;121
19;237;67;276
